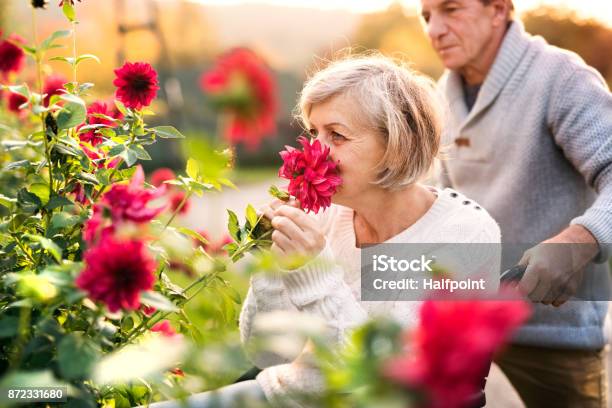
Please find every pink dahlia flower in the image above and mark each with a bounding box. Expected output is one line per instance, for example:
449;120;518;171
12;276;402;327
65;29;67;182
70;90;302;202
278;136;342;214
79;100;123;146
113;61;159;110
76;237;156;312
84;165;166;244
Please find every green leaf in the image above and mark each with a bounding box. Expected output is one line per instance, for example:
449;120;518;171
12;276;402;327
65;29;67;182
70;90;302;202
62;2;76;22
46;195;74;210
76;54;100;65
269;185;290;201
227;210;240;242
50;212;78;231
140;291;178;312
49;56;75;65
0;194;17;209
108;144;126;157
57;94;86;129
25;234;62;263
129;145;151;160
7;84;29;98
58;333;100;380
177;227;209;246
0;316;19;338
30;183;50;206
40;30;71;53
186;158;199;179
151;126;185;139
114;99;129;116
120;148;138;167
77;171;100;185
245;204;258;229
218;177;237;189
4;160;31;170
120;316;134;332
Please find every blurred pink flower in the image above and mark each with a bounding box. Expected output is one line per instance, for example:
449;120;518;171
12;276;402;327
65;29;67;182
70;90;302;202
199;47;277;150
150;167;176;188
384;299;530;408
43;74;67;106
151;320;178;337
0;33;25;79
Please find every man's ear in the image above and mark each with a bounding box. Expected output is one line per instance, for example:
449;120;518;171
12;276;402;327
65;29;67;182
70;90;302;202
490;0;511;27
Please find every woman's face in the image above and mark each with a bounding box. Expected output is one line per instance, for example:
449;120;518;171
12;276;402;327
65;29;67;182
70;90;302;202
307;93;386;207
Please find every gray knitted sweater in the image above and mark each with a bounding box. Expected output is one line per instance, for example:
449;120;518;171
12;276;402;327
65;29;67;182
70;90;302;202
438;20;612;349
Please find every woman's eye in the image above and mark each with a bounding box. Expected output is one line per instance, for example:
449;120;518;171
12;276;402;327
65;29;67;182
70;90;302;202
308;129;317;137
331;131;347;141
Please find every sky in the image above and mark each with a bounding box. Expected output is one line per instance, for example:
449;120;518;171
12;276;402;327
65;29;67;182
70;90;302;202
191;0;612;25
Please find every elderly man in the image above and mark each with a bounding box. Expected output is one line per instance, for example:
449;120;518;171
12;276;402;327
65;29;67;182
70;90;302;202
419;0;612;406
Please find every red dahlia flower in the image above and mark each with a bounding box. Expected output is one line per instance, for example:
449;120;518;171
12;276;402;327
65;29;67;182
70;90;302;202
199;48;277;150
79;100;123;146
76;237;156;312
84;166;166;244
113;61;159;110
0;33;25;79
7;92;28;113
278;136;342;214
42;74;67;106
384;299;530;408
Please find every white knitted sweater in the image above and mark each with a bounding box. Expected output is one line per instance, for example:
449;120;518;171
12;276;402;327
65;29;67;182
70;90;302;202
238;187;501;407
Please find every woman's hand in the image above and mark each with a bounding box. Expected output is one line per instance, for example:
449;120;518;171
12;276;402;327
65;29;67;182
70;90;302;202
259;199;326;269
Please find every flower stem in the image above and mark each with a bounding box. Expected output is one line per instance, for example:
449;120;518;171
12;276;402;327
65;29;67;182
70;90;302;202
159;191;192;234
8;305;32;369
71;21;77;84
121;270;220;347
13;236;36;265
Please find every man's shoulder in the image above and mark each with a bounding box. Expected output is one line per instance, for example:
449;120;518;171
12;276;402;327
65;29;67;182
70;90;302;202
525;32;596;79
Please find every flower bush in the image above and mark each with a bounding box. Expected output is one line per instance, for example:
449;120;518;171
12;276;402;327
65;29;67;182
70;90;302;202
0;3;531;407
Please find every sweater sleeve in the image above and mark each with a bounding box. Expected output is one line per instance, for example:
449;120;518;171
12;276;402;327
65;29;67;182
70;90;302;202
255;243;368;407
239;273;302;369
548;64;612;263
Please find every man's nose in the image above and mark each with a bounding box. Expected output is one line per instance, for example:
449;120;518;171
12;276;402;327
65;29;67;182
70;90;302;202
426;14;447;44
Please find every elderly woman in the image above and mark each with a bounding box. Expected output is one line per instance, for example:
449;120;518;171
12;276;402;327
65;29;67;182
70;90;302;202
145;55;500;408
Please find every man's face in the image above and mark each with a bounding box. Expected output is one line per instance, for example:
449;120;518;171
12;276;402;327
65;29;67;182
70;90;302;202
420;0;500;71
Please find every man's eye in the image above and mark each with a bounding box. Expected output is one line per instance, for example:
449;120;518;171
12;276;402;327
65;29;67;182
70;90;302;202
421;13;430;23
445;7;459;13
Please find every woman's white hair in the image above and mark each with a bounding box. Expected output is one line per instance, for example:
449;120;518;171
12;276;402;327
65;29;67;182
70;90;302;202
297;52;444;190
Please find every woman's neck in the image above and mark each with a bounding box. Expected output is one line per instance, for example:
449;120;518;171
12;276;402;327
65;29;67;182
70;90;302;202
352;184;436;247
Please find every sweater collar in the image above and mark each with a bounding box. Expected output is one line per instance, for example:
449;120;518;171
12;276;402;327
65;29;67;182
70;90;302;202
444;20;531;129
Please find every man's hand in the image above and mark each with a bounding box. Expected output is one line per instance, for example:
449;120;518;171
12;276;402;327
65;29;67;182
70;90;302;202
518;225;599;307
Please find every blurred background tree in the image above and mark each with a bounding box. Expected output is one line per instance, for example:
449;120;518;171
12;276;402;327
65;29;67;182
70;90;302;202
523;6;612;87
2;0;611;172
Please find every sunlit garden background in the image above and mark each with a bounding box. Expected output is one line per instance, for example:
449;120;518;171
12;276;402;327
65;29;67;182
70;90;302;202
0;0;611;406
